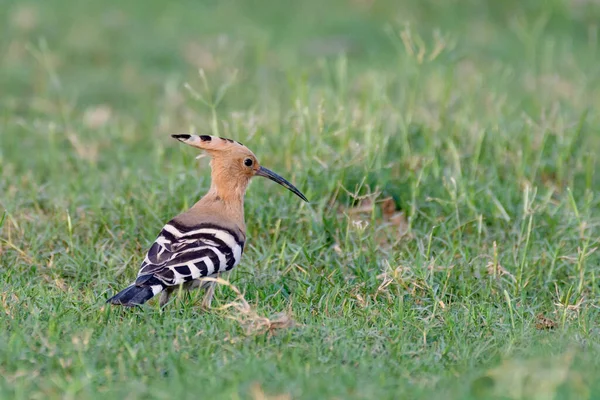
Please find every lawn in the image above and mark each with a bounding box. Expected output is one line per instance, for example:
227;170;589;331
1;0;600;398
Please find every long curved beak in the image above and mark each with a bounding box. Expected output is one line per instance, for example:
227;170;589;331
256;166;308;202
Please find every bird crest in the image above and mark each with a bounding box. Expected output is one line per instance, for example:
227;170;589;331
171;134;250;154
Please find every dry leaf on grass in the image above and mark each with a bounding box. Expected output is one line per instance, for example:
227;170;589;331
201;277;296;336
344;194;377;216
374;271;394;301
341;193;411;246
535;313;557;330
486;261;516;282
42;275;69;293
380;196;396;219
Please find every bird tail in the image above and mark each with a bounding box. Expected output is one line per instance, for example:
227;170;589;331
107;275;164;306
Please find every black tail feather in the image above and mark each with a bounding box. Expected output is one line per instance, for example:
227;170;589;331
107;285;155;306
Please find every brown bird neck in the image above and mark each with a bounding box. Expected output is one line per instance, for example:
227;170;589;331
200;168;249;226
206;182;246;206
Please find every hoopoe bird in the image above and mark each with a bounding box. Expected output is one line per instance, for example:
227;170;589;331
107;134;308;308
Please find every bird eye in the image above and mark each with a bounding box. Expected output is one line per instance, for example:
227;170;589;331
244;158;253;167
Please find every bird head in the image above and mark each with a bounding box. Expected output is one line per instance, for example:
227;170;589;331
172;134;308;202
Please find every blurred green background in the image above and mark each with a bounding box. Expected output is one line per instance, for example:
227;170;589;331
1;0;600;399
3;0;600;115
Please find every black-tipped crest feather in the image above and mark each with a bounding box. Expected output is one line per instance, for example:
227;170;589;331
171;134;191;141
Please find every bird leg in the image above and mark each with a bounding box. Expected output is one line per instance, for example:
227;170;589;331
201;279;217;309
159;288;173;308
159;278;218;309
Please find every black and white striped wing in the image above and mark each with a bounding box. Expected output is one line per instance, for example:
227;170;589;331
135;222;245;288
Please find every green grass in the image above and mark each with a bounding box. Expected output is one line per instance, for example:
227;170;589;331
1;0;600;398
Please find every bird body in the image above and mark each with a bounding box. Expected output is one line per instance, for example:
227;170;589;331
107;134;307;307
